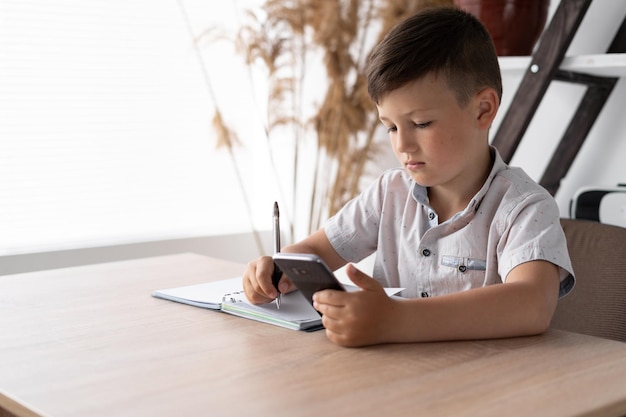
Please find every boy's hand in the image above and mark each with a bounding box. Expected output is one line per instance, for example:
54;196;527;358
242;256;296;305
312;264;398;347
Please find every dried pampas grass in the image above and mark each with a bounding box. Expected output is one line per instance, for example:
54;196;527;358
237;0;454;234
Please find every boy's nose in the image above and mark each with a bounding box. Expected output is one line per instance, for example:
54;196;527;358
396;130;418;153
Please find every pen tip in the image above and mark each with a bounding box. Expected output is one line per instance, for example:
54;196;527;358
274;201;279;216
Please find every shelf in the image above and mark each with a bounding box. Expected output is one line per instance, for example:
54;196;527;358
499;53;626;77
494;0;626;197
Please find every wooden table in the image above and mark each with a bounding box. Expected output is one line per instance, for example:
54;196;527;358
1;253;626;417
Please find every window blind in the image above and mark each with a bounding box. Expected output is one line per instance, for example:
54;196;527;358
0;0;269;256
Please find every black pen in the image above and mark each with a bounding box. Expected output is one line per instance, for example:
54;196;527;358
271;201;282;309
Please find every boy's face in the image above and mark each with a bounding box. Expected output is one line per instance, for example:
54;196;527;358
376;73;496;191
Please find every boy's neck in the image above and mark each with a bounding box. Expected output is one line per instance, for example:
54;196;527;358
428;147;494;223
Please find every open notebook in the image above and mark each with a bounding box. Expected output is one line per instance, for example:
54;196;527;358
153;277;402;331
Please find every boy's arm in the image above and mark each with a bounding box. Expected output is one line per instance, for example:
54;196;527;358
313;260;560;347
282;229;347;270
242;229;346;304
393;260;560;342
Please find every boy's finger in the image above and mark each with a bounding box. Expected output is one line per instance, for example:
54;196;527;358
313;288;346;307
278;275;296;293
345;263;383;291
255;257;279;298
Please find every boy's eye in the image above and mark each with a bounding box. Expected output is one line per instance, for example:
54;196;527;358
386;126;397;133
414;121;431;129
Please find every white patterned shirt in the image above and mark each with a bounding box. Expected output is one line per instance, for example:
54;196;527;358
324;148;575;299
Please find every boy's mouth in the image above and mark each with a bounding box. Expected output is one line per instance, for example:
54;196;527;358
405;160;424;170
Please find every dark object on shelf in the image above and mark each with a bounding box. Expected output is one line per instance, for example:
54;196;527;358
455;0;550;56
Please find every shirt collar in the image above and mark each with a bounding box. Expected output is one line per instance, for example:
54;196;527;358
410;146;508;211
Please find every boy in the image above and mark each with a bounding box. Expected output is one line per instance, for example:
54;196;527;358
243;7;574;347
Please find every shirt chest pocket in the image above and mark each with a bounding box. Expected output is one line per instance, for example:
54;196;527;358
441;255;487;274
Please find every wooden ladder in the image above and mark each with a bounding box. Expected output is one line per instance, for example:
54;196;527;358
492;0;626;196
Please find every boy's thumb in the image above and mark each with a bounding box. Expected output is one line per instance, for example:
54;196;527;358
345;263;382;291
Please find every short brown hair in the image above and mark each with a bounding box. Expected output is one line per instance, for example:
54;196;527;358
367;7;502;106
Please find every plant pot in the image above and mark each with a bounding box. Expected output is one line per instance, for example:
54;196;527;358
454;0;550;56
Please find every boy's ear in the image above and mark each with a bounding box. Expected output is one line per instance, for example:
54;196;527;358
475;88;499;129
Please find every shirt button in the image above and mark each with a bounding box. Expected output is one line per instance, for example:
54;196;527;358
421;292;429;298
428;212;436;220
422;248;431;257
458;265;467;273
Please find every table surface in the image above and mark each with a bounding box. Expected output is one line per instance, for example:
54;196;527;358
1;253;626;417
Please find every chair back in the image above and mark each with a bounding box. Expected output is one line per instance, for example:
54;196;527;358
551;218;626;342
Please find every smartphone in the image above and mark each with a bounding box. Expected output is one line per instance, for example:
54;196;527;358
272;253;345;311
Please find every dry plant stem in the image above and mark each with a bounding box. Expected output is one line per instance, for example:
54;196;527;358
329;120;380;217
309;2;363;231
236;11;294;232
292;0;307;242
235;0;455;237
177;0;266;254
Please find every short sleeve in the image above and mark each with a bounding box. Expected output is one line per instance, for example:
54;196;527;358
497;192;575;298
324;177;383;263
